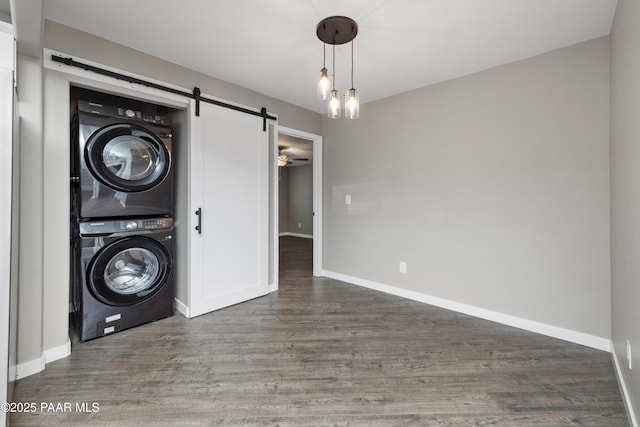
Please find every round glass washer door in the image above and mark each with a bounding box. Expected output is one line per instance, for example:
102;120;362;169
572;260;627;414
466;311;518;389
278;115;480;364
85;123;170;192
88;236;171;306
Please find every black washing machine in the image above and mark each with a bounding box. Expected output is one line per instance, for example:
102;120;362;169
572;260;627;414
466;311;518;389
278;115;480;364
73;100;173;219
74;217;174;341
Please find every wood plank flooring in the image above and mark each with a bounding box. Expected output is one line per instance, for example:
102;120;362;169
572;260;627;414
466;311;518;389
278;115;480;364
10;236;629;426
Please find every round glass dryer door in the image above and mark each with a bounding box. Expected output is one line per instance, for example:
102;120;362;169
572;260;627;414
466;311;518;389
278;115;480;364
85;123;170;192
88;236;171;306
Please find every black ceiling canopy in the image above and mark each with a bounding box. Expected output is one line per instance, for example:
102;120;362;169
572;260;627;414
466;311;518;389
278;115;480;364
316;16;358;45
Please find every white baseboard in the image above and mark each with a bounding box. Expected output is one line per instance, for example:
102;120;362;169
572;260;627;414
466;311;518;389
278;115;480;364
16;355;45;380
279;232;313;239
16;338;71;380
611;343;639;427
174;286;279;317
174;298;190;317
44;338;71;364
321;269;611;352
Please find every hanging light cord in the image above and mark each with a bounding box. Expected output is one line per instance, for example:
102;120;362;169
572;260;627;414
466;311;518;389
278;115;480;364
350;39;354;89
322;41;326;68
332;43;336;90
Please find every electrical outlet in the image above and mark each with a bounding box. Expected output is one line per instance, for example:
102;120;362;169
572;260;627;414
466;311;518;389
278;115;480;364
399;261;407;273
627;339;632;370
298;222;302;228
345;194;351;205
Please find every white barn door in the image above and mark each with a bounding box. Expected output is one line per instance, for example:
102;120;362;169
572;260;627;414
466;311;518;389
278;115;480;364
189;100;269;318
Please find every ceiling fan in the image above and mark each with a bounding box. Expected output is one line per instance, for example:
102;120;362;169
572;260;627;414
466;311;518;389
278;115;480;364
278;145;309;167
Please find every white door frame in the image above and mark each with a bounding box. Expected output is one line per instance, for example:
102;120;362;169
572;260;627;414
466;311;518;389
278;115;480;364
1;22;14;427
277;126;323;277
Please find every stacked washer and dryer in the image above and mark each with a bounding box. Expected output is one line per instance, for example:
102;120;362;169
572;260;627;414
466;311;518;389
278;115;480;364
71;98;175;341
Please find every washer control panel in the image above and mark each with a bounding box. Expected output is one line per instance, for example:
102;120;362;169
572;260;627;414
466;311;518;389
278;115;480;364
121;218;173;231
79;217;173;235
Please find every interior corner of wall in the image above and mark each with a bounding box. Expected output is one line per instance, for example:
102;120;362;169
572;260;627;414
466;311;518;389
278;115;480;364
16;337;71;380
611;345;640;427
15;354;45;380
43;337;71;364
174;298;190;318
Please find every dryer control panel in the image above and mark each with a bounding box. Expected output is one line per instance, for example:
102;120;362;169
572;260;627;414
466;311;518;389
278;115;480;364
117;107;168;125
78;100;170;125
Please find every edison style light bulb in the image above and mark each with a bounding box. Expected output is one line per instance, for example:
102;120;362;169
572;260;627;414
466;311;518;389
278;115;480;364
328;89;341;118
317;68;331;100
345;88;359;119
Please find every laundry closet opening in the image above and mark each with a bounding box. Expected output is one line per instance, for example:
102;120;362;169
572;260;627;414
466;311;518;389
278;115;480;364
68;85;186;341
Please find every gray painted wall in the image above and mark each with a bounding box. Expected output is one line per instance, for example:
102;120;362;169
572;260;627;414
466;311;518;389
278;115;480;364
279;167;289;232
322;37;611;339
279;165;314;236
287;165;313;236
14;20;321;368
167;109;189;309
16;55;43;366
610;0;640;419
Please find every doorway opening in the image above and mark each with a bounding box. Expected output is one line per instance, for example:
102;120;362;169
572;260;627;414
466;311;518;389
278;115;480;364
276;126;322;278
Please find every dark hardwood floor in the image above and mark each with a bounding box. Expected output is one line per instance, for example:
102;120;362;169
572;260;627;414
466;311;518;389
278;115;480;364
10;236;629;425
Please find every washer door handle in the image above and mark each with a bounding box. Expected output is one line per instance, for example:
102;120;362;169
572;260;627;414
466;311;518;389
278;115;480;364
195;208;202;234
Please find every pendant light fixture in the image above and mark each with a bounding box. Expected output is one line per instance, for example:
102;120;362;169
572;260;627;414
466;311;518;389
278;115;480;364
316;16;359;119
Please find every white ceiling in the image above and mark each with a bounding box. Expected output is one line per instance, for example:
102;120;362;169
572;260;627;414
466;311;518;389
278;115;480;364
11;1;619;114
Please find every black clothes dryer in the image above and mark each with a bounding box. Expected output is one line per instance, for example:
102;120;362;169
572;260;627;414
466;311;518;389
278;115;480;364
73;100;173;219
74;217;174;341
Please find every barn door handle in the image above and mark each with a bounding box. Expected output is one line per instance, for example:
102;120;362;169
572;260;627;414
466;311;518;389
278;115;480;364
195;208;202;234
